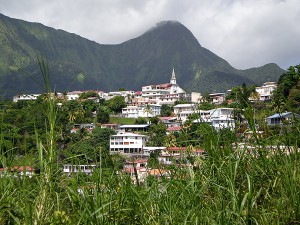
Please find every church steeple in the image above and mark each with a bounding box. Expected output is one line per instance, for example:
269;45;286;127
170;68;177;85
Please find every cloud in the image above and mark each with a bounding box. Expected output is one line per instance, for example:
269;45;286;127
0;0;299;69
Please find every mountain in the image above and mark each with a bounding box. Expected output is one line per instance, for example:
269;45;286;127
0;13;285;98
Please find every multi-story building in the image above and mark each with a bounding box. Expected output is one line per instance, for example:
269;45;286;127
209;108;235;130
122;104;161;118
139;69;186;105
110;133;148;155
255;82;277;101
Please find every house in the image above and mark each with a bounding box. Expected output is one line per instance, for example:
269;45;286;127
66;91;82;100
209;93;225;105
167;126;182;133
118;124;150;133
70;123;95;133
63;164;97;176
173;104;195;114
159;117;180;128
106;90;135;102
209;108;235;130
255;82;277;101
100;123;119;130
121;104;161;118
0;166;35;178
110;132;148;155
191;92;202;103
123;159;148;170
266;112;300;125
158;147;205;165
143;146;166;156
122;106;140;118
13;94;41;102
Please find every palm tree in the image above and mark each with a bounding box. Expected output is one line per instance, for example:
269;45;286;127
143;104;153;118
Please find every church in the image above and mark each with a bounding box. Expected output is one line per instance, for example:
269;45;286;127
135;69;187;105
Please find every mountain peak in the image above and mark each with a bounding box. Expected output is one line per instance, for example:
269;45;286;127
142;20;201;48
146;20;190;34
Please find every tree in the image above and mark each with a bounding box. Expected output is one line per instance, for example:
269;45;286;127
287;80;300;113
106;96;126;113
272;65;300;112
148;124;167;146
64;127;115;165
79;91;99;99
160;104;173;117
149;116;160;125
143;104;153;117
96;107;110;124
226;83;256;108
198;102;215;110
135;117;147;124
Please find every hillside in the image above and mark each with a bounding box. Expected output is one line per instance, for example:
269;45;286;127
0;13;285;98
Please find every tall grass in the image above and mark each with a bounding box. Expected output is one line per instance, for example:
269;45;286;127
0;59;299;224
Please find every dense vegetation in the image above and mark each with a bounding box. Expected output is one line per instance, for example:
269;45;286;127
0;13;285;99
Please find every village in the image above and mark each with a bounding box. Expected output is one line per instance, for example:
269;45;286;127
5;69;299;183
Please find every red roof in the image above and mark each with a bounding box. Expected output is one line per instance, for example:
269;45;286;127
167;126;182;131
0;166;35;172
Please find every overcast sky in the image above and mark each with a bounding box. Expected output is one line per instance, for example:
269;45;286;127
0;0;299;70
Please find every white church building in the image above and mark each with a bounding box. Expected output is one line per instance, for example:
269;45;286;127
139;69;187;105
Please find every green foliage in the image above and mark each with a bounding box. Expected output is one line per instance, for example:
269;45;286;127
64;127;115;165
226;83;256;108
272;65;300;113
79;91;99;99
96;106;110;124
134;117;147;124
198;102;215;110
109;117;136;125
287;81;300;113
149;116;160;124
160;104;173;117
106;96;126;114
148;123;167;146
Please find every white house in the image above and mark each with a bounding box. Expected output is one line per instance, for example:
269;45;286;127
106;90;135;102
173;104;196;115
13;94;41;102
110;133;148;155
143;146;166;156
63;164;97;176
209;108;235;130
118;124;150;133
122;104;161;118
66;91;82;100
122;106;140;118
255;82;277;101
191;92;202;103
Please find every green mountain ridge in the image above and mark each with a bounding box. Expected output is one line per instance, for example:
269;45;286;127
0;13;285;98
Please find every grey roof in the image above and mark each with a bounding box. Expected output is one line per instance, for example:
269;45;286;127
119;124;150;128
267;112;299;119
